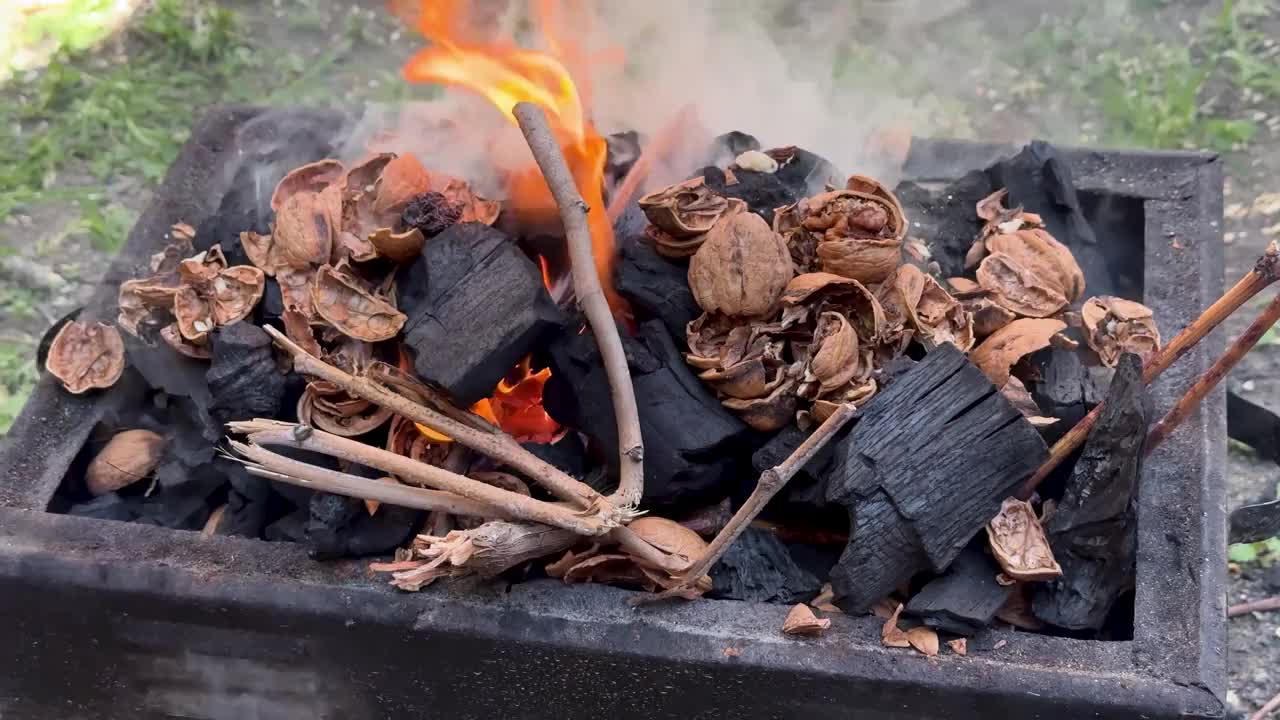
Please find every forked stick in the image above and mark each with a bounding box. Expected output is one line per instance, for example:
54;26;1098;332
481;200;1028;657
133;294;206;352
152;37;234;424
513;102;646;510
1020;242;1280;497
260;324;615;518
1147;292;1280;452
637;404;858;604
228;420;613;536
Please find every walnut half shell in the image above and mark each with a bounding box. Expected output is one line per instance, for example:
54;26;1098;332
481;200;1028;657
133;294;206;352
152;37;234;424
45;321;125;394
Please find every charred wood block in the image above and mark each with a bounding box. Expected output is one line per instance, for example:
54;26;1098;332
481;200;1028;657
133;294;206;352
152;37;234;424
905;549;1014;636
709;527;823;604
67;493;138;523
1033;353;1149;631
396;222;565;406
614;238;701;349
207;322;286;427
1228;390;1280;465
825;344;1048;613
544;319;751;510
1028;348;1112;445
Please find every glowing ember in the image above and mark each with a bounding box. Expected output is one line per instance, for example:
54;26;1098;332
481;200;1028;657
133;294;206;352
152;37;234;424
415;357;560;444
396;0;623;311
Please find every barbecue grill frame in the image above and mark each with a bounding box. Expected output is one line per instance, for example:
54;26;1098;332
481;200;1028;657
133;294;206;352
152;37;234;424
0;107;1227;719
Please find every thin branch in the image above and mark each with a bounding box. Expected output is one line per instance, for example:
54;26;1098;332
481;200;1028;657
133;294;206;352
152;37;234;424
229;420;613;536
513;102;646;510
1020;242;1280;497
226;440;506;519
1251;689;1280;720
260;324;615;519
1147;293;1280;452
637;404;858;603
1229;596;1280;618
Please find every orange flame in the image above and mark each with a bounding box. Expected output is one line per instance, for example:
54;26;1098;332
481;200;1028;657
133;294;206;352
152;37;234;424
397;0;622;310
414;358;560;444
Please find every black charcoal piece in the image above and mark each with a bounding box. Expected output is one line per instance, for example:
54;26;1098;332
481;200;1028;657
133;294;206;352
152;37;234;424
66;493;138;523
709;527;822;604
702;131;761;169
750;425;844;513
894;170;996;279
1033;353;1149;631
206;322;286;426
825;344;1048;613
614;238;701;348
699;146;840;224
605;130;642;185
123;334;219;439
1028;348;1102;445
522;432;589;481
544;319;751;510
265;509;309;543
260;279;284;321
1228;390;1280;465
1230;498;1280;545
396;222;565;406
905;549;1014;636
307;463;423;559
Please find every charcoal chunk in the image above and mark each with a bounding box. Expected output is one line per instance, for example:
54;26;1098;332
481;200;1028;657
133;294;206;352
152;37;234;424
614;238;701;348
67;493;138;523
1228;390;1280;465
396;223;565;405
905;549;1014;636
265;509;309;543
709;527;822;604
894;171;995;279
826;345;1048;612
544;319;751;510
206;322;286;426
522;432;589;481
401;191;462;237
699;146;840;224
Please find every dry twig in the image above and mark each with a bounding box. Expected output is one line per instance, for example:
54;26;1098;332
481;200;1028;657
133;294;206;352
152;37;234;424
637;403;858;604
228;419;612;536
1252;690;1280;720
1020;242;1280;497
513;102;646;510
1147;293;1280;452
260;324;618;520
1229;596;1280;618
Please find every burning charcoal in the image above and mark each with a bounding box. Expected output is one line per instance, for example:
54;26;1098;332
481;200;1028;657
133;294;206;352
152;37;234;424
206;322;286;426
396;222;565;405
894;170;997;279
401;191;463;237
545;319;751;510
265;509;309;543
614;237;702;347
1228;390;1280;466
905;549;1014;636
709;527;822;604
825;344;1048;613
1033;354;1149;631
67;493;138;523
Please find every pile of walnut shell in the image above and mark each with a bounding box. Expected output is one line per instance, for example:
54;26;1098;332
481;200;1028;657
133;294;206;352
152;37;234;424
636;157;1163;432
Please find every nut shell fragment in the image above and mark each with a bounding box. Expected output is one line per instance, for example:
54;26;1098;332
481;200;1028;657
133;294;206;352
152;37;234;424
879;265;974;351
1081;296;1162;367
985;497;1063;582
271;159;344;212
809;312;860;394
86;429;166;496
782;604;831;636
46;321;125;394
688;212;793;317
970;318;1067;387
368;227;426;264
311;263;406;342
627;516;708;566
639;176;733;238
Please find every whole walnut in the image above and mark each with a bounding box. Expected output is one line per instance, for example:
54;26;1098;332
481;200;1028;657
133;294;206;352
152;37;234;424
688;212;793;317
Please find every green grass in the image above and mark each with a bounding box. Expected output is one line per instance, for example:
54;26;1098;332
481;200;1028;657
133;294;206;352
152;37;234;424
0;342;37;435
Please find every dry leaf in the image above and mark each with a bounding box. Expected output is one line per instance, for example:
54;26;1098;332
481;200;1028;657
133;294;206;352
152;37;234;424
311;263;406;342
546;546;599;578
368;227;426;264
1081;296;1162;367
373;153;432;215
782;604;832;636
86;429;165;496
688;212;793;317
639;176;733;237
271;159;344;212
881;602;911;648
45;321;125;394
906;626;939;657
562;554;650;586
970;318;1067;387
948;638;968;656
986;497;1063;582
